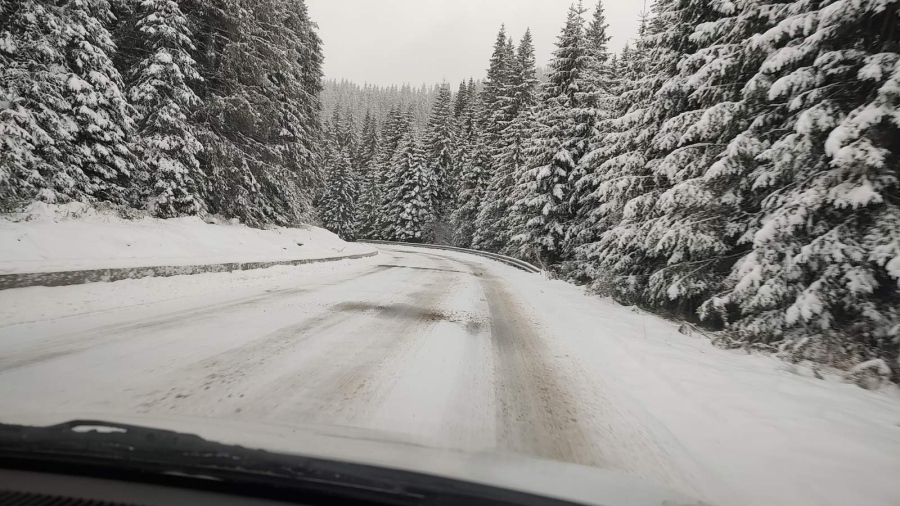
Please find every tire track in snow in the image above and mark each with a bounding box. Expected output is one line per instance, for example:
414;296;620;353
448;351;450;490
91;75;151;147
256;260;463;423
133;311;353;414
366;247;605;465
0;264;395;373
469;261;603;467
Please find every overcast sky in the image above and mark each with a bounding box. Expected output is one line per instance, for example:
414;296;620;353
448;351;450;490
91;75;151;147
306;0;646;87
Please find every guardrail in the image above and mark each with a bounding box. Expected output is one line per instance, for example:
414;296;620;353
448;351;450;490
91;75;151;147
361;240;542;274
0;250;378;291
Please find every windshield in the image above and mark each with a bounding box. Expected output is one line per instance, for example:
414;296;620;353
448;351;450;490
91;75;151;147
1;1;899;506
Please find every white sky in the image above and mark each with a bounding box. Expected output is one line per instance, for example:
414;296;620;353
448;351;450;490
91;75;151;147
306;0;646;86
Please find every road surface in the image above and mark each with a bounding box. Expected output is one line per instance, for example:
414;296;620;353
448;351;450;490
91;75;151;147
3;245;900;506
0;246;606;466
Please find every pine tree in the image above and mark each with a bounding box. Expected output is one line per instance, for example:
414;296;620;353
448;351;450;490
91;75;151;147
477;29;539;255
321;144;358;241
357;110;379;170
471;27;528;253
382;131;433;242
1;0;149;207
64;0;141;204
624;0;779;314
1;0;75;207
704;0;900;361
451;95;491;248
584;0;610;66
567;47;631;281
127;0;205;217
336;106;359;156
453;80;470;119
454;79;479;157
576;0;705;302
509;3;590;265
480;25;517;147
282;0;325;202
373;107;412;238
191;0;323;227
0;80;37;208
564;0;615;275
423;82;457;241
354;110;380;237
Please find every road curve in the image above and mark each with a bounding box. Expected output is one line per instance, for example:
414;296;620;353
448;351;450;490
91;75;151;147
0;246;604;466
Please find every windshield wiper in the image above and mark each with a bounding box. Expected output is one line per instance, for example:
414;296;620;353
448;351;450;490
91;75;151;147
0;420;580;506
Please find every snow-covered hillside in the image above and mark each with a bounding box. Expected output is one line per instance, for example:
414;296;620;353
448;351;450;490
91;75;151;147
0;203;373;275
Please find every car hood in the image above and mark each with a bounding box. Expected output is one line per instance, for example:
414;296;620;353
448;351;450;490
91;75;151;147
1;411;706;506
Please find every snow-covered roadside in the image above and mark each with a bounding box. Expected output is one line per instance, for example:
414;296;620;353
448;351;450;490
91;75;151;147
0;203;373;274
399;246;900;506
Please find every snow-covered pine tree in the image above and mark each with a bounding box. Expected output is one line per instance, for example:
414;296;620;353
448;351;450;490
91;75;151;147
127;0;205;217
423;82;457;242
335;107;359;156
321;143;358;241
453;79;478;158
620;0;775;314
567;46;632;282
453;80;470;119
0;75;37;208
291;0;326;197
1;0;77;207
483;29;539;256
354;111;383;239
451;94;491;248
583;0;611;75
576;2;688;302
353;110;378;235
191;0;323;227
373;107;412;238
508;3;590;265
190;0;265;225
705;0;900;364
471;28;529;253
479;25;517;150
357;110;379;171
452;137;491;248
381;130;433;242
564;0;615;276
65;0;140;204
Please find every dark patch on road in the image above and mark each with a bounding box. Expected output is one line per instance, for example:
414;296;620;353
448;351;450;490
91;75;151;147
376;264;466;275
333;301;487;332
465;319;484;334
334;301;451;323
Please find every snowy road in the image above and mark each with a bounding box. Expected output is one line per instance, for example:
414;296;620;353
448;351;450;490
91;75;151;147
2;246;900;506
0;247;601;464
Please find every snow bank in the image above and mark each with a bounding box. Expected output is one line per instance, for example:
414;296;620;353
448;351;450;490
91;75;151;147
518;280;900;506
0;203;373;274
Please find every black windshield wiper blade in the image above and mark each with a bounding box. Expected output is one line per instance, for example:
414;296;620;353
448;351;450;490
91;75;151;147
0;420;582;506
0;419;426;503
2;420;237;463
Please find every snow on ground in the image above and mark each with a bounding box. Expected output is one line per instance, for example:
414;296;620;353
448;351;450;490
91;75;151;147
0;242;898;506
404;247;900;506
0;202;373;274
